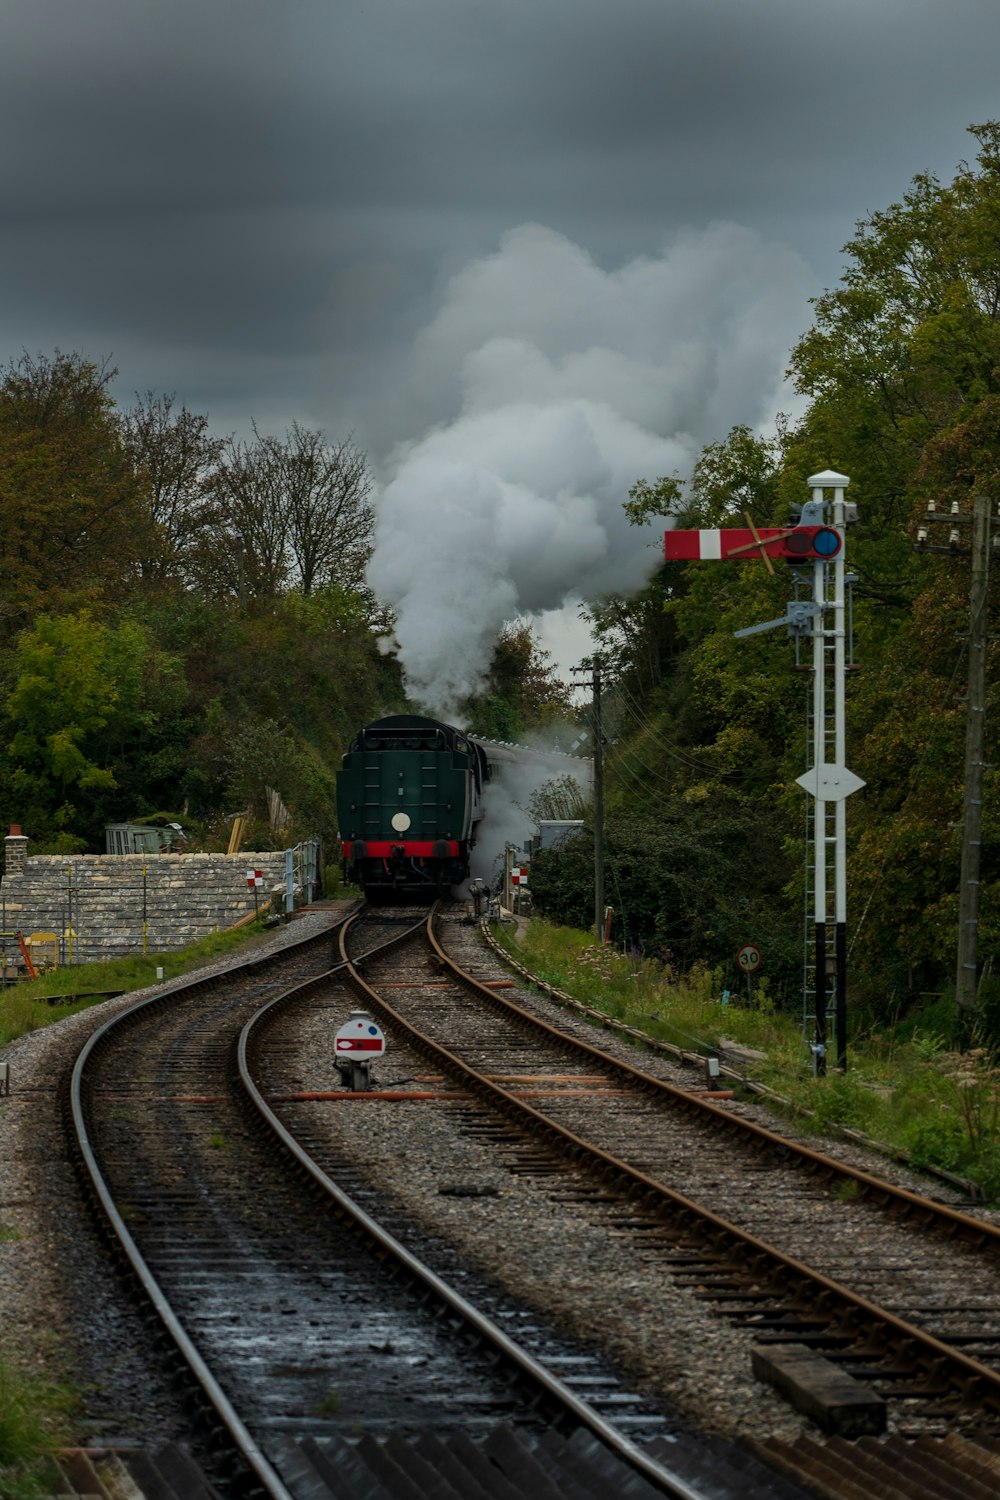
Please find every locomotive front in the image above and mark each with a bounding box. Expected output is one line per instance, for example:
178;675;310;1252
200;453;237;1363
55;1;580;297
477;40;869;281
336;714;490;897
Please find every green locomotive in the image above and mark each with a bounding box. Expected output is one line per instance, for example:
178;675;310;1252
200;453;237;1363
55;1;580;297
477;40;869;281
336;715;492;896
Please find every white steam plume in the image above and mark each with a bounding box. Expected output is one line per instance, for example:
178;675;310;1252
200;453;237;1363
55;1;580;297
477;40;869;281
466;744;592;894
367;221;808;719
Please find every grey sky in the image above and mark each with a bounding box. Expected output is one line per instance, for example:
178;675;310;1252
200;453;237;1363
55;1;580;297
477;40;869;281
3;0;998;444
4;0;1000;695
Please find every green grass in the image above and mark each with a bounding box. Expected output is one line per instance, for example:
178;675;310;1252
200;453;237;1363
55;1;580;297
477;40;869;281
0;922;273;1048
496;917;1000;1199
0;1354;76;1499
323;865;361;900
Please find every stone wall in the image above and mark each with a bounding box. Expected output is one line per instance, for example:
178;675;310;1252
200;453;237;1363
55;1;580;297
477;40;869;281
0;851;289;963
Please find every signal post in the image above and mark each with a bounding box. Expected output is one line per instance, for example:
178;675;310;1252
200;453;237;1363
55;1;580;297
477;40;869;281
664;471;863;1074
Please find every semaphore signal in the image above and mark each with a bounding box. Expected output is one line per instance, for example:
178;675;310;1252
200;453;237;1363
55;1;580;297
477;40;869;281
663;472;863;1077
665;519;842;568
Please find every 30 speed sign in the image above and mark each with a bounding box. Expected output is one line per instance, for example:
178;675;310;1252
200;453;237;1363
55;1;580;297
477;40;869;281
735;942;763;974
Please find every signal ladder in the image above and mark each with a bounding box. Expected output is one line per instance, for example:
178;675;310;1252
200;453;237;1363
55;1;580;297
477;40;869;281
797;556;858;1074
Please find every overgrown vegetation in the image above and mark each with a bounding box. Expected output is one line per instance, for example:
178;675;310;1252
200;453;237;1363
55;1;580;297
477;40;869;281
0;1354;76;1499
498;917;1000;1197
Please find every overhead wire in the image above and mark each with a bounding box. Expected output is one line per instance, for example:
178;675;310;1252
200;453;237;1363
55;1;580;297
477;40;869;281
612;680;725;775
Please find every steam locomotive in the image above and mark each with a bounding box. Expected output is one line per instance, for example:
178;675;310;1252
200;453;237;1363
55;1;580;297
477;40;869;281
336;714;492;897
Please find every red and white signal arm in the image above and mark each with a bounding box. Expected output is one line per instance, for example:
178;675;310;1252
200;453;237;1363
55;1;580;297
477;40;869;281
511;866;529;886
335;1012;386;1057
246;869;264;888
665;526;842;563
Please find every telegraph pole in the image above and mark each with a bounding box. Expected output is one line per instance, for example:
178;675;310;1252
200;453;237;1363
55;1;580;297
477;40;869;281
593;659;605;943
917;492;995;1042
956;494;991;1033
574;659;605;942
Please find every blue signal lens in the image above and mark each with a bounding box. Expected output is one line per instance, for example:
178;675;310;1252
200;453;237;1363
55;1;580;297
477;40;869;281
813;527;840;556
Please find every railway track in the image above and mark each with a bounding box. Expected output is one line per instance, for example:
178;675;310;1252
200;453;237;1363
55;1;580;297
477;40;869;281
70;905;799;1500
250;904;1000;1495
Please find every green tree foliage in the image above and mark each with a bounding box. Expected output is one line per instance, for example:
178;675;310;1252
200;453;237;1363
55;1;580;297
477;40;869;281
464;622;572;740
4;610;187;840
786;122;1000;521
777;125;1000;1017
524;773;589;822
0;352;153;629
0;358;399;851
529;805;799;986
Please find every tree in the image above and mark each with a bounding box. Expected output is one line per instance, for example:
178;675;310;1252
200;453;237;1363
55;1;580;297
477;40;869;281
277;424;373;595
463;623;572;740
524;773;589;822
4;610;187;840
192;424;374;604
198;431;291;601
786;122;1000;523
120;392;224;584
0;351;153;628
528;804;799;991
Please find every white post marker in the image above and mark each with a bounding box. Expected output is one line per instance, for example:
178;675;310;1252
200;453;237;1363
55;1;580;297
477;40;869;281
334;1010;386;1092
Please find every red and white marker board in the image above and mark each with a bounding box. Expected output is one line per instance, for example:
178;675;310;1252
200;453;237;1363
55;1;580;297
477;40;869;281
334;1013;386;1056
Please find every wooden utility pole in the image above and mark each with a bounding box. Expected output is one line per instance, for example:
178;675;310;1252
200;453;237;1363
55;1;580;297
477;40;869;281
574;659;606;942
592;659;605;943
955;494;992;1031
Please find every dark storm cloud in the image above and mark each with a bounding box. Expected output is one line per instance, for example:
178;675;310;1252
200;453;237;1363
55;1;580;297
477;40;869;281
3;0;1000;438
2;1;290;217
291;0;1000;260
5;0;999;690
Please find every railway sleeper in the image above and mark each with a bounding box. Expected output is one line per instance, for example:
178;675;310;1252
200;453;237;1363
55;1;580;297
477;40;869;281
751;1343;888;1436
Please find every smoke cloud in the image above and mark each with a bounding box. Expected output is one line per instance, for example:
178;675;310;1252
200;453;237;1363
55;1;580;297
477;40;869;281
367;221;808;718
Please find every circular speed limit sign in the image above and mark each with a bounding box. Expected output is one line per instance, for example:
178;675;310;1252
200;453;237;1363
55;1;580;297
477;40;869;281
735;942;763;974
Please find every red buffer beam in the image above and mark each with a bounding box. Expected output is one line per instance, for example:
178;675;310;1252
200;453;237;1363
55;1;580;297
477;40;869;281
665;525;842;563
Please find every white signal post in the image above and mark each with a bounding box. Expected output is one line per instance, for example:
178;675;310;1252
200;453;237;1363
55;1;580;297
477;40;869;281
793;471;864;1075
665;470;863;1075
